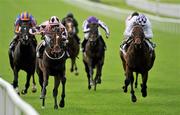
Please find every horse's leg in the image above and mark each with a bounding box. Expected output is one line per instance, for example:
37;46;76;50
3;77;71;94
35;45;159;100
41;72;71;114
83;60;91;90
89;66;94;86
12;66;20;94
130;75;137;102
59;75;66;108
31;74;37;93
74;59;79;76
141;72;148;97
135;72;138;88
94;63;103;91
70;58;74;73
21;73;31;95
53;76;60;109
40;71;49;108
123;67;132;93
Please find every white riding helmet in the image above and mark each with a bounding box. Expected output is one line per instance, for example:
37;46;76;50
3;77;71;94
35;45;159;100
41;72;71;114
136;14;147;26
49;16;60;25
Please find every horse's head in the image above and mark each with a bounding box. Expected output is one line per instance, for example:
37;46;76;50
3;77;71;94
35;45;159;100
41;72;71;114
19;22;32;45
88;23;99;46
46;32;67;59
65;18;75;37
131;24;145;49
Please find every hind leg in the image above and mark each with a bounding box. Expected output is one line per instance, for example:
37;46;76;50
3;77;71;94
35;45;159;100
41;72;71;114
59;75;66;108
12;66;20;94
53;76;60;109
21;73;31;95
31;74;37;93
141;72;148;97
74;59;79;76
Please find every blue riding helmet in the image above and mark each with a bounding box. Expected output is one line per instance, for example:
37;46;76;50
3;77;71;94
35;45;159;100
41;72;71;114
136;14;147;26
87;16;98;24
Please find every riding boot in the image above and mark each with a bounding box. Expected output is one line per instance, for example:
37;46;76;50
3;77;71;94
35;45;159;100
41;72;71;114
99;36;106;50
120;37;132;52
81;39;88;52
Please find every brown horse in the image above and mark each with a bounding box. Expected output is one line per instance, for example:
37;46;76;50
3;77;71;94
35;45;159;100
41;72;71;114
64;17;80;75
8;24;37;95
36;30;68;109
120;24;155;102
83;23;105;91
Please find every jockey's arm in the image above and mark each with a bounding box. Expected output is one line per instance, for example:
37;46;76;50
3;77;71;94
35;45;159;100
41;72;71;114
123;16;137;39
123;24;132;39
98;20;110;38
144;19;153;39
82;20;90;33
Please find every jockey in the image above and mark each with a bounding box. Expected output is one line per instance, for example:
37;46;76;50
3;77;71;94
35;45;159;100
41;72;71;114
10;11;37;51
29;16;68;58
120;12;155;51
81;16;110;52
61;12;80;44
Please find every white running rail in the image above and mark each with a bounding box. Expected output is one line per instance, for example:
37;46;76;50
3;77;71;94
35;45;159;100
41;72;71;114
0;77;39;115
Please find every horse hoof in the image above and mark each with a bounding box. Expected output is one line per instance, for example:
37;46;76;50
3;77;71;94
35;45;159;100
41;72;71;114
135;84;138;88
32;88;37;93
75;72;79;76
59;100;65;108
32;86;37;93
141;88;147;97
40;95;45;99
54;105;58;109
41;106;45;109
21;90;27;95
70;68;73;72
131;95;137;102
96;79;101;84
142;92;147;97
123;86;127;93
88;86;91;90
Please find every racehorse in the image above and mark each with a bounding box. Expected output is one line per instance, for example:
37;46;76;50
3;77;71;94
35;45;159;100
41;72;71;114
8;23;37;95
36;29;68;109
64;17;80;75
120;24;155;102
83;23;105;91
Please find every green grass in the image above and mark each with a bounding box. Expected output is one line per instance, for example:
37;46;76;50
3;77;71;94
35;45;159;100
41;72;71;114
0;0;180;115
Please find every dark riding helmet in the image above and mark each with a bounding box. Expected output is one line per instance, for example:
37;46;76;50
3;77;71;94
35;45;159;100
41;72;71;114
131;11;139;17
67;12;74;18
87;16;98;24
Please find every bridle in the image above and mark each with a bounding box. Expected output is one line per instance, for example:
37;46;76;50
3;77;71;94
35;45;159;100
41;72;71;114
44;32;66;60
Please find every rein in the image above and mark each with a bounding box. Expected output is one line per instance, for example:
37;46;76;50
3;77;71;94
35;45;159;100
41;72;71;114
44;49;65;60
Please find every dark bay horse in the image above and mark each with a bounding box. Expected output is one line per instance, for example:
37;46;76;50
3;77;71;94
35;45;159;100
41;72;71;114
120;24;155;102
83;23;105;91
8;24;37;94
36;31;68;109
64;17;80;75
